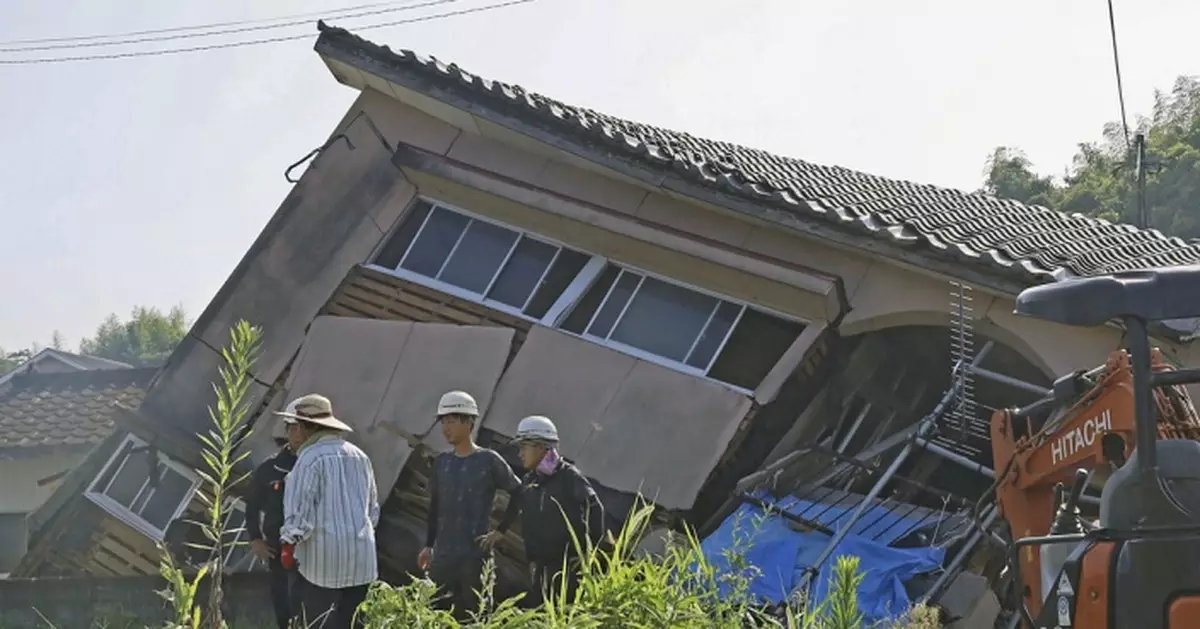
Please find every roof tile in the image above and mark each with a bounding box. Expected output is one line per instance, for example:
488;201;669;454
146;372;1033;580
0;368;157;450
315;24;1200;281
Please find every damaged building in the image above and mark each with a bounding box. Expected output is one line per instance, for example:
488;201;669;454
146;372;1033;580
15;22;1200;625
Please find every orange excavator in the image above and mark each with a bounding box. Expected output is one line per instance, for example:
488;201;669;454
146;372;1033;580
987;265;1200;628
990;348;1200;618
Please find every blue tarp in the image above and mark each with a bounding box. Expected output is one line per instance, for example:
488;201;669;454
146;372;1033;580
699;491;946;624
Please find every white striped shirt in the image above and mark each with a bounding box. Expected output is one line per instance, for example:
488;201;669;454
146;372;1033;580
281;433;380;589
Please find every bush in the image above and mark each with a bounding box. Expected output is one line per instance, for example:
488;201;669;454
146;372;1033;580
356;500;937;629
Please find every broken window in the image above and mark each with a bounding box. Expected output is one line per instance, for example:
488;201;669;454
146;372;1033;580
561;265;805;389
164;502;267;573
86;434;199;540
372;200;590;318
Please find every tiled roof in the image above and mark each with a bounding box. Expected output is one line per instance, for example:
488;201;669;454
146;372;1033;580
315;23;1200;283
0;368;157;450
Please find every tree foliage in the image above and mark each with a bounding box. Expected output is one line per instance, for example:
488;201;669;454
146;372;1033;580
982;75;1200;237
79;305;189;367
0;348;32;373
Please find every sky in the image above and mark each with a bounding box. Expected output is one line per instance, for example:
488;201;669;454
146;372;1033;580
0;0;1196;351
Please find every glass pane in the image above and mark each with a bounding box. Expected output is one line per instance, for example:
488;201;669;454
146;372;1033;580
560;265;620;334
103;454;150;509
438;220;519;293
399;208;469;278
486;237;558;308
587;272;641;339
374;200;432;270
686;302;743;370
610;277;718;362
138;467;193;531
524;248;591;319
708;309;806;389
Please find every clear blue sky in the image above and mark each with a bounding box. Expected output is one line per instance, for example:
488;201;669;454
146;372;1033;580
1;0;1196;350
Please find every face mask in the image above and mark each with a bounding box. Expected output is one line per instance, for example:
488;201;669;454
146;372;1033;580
536;447;561;475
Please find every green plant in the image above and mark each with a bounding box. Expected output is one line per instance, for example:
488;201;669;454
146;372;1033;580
156;320;263;629
354;496;937;629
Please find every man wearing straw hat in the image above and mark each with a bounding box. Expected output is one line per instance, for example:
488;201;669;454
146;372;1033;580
277;394;379;629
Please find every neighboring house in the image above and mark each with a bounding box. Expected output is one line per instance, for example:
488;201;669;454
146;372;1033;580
19;23;1200;585
0;367;154;574
0;348;131;388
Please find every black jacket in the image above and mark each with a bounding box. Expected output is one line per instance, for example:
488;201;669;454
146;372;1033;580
499;460;606;566
245;446;297;546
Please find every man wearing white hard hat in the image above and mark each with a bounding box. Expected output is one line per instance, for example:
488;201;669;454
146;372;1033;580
481;415;606;605
419;390;521;619
276;394;379;629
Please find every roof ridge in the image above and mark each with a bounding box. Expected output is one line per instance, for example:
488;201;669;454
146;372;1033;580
315;24;1200;280
4;366;159;392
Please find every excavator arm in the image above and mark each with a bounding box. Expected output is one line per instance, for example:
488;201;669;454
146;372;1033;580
990;348;1200;620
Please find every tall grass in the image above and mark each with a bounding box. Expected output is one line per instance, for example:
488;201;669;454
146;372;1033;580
356;498;938;629
157;320;263;629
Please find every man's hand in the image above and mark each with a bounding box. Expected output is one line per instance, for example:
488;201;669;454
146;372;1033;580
476;531;503;552
417;547;433;572
279;543;297;570
250;539;275;562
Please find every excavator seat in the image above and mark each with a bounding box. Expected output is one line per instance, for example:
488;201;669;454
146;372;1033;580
1015;264;1200;327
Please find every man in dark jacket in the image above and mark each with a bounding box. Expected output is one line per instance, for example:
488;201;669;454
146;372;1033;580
482;415;605;605
419;390;522;620
245;421;299;629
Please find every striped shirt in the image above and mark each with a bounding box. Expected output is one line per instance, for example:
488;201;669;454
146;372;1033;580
281;433;380;589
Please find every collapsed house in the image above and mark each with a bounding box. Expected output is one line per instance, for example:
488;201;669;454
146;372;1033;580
15;21;1200;624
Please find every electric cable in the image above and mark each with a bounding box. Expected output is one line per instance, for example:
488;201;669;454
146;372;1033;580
0;0;536;65
0;0;459;53
0;0;430;46
1106;0;1132;150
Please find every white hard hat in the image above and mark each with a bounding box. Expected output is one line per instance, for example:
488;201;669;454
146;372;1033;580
437;390;479;417
514;415;559;443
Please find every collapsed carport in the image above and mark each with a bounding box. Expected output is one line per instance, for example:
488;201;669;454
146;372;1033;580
697;323;1053;626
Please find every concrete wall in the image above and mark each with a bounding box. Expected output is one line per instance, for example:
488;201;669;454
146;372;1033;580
139;91;420;440
0;574;271;629
484;326;751;510
0;453;87;515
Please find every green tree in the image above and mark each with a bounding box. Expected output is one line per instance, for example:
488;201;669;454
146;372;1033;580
982;75;1200;237
0;348;32;373
79;305;189;367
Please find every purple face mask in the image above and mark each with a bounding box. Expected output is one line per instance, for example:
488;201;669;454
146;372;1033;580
536;447;561;475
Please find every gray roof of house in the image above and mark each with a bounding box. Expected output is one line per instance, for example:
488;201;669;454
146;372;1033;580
314;23;1200;287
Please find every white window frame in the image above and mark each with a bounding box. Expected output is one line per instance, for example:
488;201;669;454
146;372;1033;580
84;434;201;541
369;196;810;393
220;499;269;573
367;198;601;326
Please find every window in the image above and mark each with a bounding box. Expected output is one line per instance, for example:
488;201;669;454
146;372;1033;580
371;198;808;391
561;266;805;389
373;200;591;319
165;502;267;573
86;435;199;540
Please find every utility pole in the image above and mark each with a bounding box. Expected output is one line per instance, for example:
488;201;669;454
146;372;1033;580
1134;132;1150;229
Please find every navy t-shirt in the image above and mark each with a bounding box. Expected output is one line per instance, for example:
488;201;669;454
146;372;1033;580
426;448;520;560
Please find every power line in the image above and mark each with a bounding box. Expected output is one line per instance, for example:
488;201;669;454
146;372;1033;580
1106;0;1131;149
0;0;458;53
0;0;418;46
0;0;536;65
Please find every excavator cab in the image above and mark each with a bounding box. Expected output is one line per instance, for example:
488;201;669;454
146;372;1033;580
1009;265;1200;628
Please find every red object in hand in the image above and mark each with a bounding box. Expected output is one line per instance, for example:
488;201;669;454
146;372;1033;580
280;543;296;570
